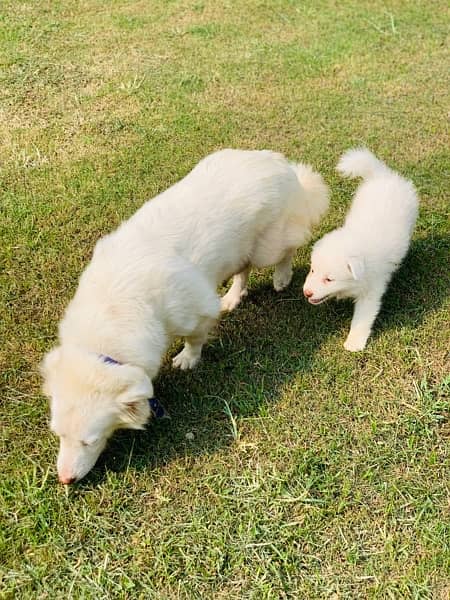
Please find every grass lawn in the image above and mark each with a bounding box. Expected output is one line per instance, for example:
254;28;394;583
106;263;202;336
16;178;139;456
1;0;449;597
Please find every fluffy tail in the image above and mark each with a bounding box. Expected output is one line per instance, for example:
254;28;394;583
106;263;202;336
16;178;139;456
292;163;330;226
337;147;389;180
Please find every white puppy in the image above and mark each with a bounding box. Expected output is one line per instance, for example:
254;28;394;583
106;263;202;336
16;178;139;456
303;148;418;352
42;148;329;483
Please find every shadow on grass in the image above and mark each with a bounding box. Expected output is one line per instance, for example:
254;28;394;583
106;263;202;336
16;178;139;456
82;233;449;486
377;234;449;332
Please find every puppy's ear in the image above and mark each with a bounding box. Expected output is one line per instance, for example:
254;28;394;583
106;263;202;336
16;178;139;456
40;347;61;396
347;256;365;281
116;368;153;429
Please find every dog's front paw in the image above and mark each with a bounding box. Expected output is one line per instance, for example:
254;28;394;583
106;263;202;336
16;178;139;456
344;334;367;352
220;288;248;312
172;348;200;370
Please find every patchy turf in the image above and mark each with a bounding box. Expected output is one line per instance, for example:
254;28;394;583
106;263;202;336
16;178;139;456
1;0;449;597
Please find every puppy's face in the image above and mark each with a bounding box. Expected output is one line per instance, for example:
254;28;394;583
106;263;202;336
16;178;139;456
42;347;153;484
303;248;365;305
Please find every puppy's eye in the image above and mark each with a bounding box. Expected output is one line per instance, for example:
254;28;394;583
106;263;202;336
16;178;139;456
324;277;333;283
311;268;314;273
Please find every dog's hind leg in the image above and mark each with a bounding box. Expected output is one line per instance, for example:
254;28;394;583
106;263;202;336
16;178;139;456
172;315;217;370
273;249;296;292
220;267;250;312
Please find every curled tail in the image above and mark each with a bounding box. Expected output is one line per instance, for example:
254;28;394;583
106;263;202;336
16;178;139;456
292;163;330;226
337;148;389;180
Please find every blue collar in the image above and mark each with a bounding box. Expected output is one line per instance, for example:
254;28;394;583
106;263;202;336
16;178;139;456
100;354;168;419
101;355;121;365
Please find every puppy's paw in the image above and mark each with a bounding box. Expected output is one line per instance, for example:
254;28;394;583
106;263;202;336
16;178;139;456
344;335;367;352
172;348;200;370
273;269;293;292
220;288;247;312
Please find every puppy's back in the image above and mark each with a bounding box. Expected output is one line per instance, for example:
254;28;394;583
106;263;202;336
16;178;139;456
337;148;419;262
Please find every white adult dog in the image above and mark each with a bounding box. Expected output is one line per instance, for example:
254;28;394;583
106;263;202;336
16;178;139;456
303;148;418;351
42;148;329;483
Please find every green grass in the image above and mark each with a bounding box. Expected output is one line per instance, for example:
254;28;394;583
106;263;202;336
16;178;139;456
1;0;449;597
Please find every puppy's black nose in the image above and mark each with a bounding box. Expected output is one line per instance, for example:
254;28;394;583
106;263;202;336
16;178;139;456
303;289;313;298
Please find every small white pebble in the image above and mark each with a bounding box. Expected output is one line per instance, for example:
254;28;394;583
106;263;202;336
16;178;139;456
185;431;195;441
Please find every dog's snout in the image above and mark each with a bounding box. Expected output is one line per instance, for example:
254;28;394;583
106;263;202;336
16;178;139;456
303;288;313;298
59;475;76;485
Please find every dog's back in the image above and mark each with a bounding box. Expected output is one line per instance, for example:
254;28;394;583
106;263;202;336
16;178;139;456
112;149;326;283
61;148;328;351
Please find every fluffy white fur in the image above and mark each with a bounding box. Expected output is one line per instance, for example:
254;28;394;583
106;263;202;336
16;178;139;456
42;148;329;483
303;148;418;352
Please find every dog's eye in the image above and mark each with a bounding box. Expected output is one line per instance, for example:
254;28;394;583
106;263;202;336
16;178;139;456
324;277;333;283
311;268;314;273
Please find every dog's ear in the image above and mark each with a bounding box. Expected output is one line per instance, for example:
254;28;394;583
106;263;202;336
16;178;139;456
116;367;153;429
347;256;365;280
40;347;61;396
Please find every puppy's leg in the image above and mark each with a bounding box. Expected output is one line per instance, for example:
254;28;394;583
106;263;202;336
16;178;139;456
273;249;296;292
172;315;217;370
344;291;382;352
220;267;250;312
